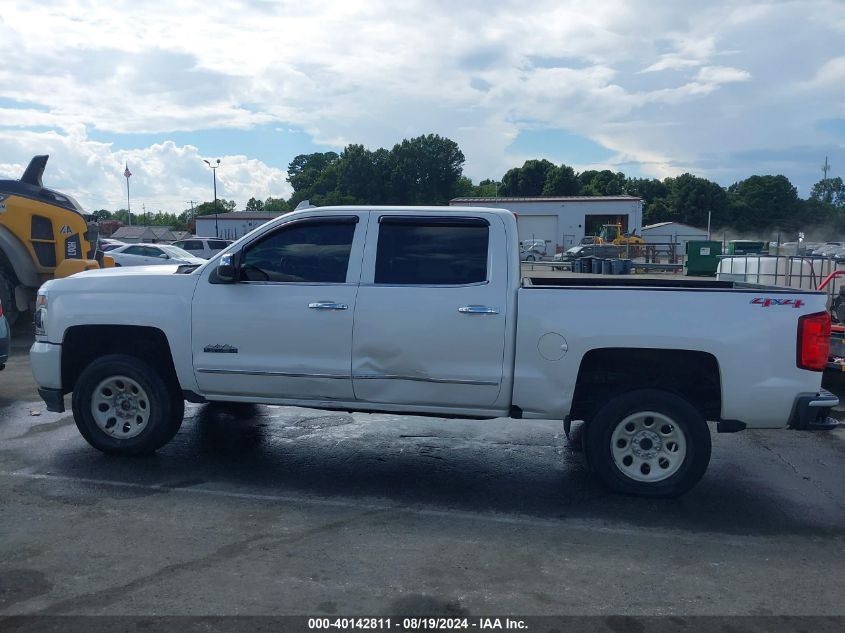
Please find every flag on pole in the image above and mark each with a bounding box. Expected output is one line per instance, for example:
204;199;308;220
124;164;132;178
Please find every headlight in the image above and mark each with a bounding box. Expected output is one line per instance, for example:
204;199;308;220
34;291;48;336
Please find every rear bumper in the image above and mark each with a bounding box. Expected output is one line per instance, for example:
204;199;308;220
788;389;839;430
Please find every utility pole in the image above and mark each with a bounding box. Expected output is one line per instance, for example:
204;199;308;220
820;157;833;204
142;203;147;226
203;159;221;238
186;200;197;233
123;163;132;226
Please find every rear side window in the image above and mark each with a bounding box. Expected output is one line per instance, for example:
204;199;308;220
181;240;202;250
209;240;228;249
374;217;488;285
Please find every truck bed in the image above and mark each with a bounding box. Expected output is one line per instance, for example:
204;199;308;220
524;275;823;293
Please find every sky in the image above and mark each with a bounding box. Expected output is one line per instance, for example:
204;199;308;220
1;0;844;214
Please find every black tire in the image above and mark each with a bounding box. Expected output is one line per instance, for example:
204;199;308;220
0;268;19;326
71;354;184;455
583;389;711;497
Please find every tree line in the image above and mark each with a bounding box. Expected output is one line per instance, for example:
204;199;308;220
93;133;845;237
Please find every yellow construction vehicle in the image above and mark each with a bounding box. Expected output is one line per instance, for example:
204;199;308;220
595;222;645;250
0;155;111;324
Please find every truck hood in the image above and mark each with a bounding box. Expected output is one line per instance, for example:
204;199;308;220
70;264;204;278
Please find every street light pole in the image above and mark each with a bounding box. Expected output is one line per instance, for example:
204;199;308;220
203;158;221;238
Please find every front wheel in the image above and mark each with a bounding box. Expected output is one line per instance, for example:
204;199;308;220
583;389;711;497
71;354;184;455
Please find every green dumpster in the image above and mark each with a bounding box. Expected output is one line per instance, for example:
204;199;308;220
726;240;768;255
684;240;722;276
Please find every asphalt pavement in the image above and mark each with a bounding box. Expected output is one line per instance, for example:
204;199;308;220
1;323;844;618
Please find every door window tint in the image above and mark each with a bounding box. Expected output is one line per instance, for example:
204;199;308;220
180;240;202;250
240;220;355;283
123;246;145;256
144;246;165;257
375;219;488;285
209;240;229;249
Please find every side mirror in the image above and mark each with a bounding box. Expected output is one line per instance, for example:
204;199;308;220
159;253;169;259
216;252;238;283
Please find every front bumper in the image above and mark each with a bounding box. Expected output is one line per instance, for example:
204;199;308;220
38;387;65;413
0;315;9;368
788;389;839;430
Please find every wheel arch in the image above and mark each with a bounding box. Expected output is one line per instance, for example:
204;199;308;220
570;347;722;423
61;325;179;394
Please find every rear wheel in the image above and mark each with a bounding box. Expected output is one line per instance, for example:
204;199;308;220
71;354;184;454
583;389;711;497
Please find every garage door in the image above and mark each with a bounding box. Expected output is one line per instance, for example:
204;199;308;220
517;215;558;253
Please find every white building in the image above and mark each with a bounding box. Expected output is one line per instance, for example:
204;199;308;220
449;196;643;254
641;221;709;255
195;212;283;240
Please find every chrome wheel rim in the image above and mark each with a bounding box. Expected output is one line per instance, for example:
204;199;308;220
610;411;687;482
90;375;150;439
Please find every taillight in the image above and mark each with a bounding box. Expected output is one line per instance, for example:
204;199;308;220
797;311;830;371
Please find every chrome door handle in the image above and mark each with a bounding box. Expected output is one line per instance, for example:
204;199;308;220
458;305;499;314
308;302;349;310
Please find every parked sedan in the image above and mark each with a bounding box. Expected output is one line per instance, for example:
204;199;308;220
98;238;126;253
108;243;206;267
171;237;233;260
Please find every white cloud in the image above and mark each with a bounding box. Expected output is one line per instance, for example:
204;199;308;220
0;0;843;200
694;66;751;84
0;129;291;212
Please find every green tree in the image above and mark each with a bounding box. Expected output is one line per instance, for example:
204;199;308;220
92;209;112;221
264;197;290;213
727;175;801;232
580;170;627;196
286;152;340;207
387;134;465;204
192;199;237;217
810;176;845;208
663;173;729;228
542;164;579;196
625;178;668;206
244;197;265;212
499;159;555;196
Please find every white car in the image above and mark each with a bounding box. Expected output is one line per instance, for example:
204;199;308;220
108;243;206;267
170;237;232;260
98;238;125;253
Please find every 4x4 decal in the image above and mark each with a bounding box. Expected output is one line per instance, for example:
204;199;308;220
750;297;805;308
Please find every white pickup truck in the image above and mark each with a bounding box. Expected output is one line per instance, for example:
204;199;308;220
30;206;838;497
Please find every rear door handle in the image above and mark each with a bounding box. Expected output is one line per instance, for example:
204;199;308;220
309;302;348;310
458;305;499;314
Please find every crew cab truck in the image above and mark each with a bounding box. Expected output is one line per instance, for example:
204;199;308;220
30;206;838;497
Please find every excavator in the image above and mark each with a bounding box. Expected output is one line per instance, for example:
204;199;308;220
0;155;112;324
593;221;645;256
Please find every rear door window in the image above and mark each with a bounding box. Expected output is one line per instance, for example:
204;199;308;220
374;217;488;285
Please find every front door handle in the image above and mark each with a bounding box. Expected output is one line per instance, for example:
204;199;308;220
458;305;499;315
309;302;349;310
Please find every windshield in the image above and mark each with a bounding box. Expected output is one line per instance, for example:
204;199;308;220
161;245;196;258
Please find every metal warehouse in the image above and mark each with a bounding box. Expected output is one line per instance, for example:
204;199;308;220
641;221;708;254
449;196;644;254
